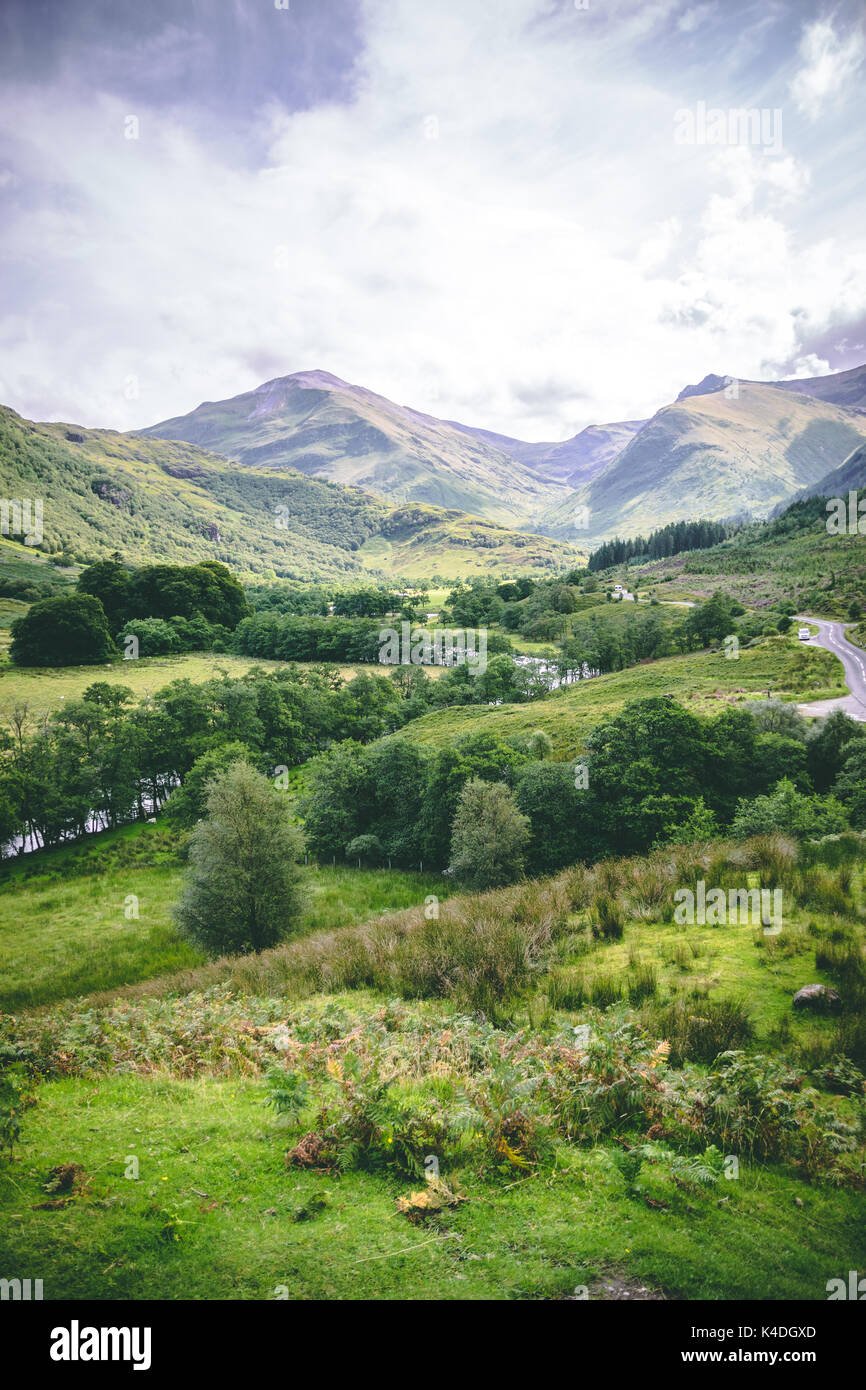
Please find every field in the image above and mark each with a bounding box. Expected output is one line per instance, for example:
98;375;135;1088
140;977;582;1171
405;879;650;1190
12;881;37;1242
2;834;864;1301
0;825;452;1011
0;651;448;719
388;635;844;755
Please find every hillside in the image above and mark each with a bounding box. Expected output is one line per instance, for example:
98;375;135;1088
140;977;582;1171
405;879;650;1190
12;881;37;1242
618;497;866;617
0;406;579;581
793;439;866;504
143;370;567;528
3;824;864;1301
384;635;842;757
540;383;866;541
678;362;866;412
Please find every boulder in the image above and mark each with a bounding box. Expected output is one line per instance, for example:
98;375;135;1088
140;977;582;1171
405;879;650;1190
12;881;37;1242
792;983;841;1011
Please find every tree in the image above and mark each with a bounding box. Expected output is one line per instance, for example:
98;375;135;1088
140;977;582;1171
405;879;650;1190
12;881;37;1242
164;741;255;827
448;778;530;890
422;732;529;866
175;761;305;955
583;697;711;852
683;590;740;648
806;711;865;793
10;594;116;667
515;761;597;874
731;779;848;839
833;743;866;827
77;559;130;629
754;733;810;792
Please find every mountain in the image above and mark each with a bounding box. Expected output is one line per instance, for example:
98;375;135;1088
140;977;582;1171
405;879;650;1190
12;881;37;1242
0;405;580;582
678;363;866;412
142;371;567;528
789;438;866;504
446;417;646;486
539;380;866;541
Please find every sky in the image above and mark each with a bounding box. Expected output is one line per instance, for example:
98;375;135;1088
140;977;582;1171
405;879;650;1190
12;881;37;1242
0;0;864;442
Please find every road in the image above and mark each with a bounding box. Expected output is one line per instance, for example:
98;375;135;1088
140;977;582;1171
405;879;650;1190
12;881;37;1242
795;616;866;722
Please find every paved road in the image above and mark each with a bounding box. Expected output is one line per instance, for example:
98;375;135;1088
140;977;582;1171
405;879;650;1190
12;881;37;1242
795;617;866;722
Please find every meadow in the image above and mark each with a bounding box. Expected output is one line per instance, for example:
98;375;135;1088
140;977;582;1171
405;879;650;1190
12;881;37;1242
389;635;844;755
2;832;864;1301
0;824;452;1011
0;651;447;719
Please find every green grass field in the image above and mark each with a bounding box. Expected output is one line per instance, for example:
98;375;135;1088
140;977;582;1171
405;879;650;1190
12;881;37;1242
3;837;864;1301
0;652;448;719
0;825;452;1011
3;1062;861;1302
389;636;844;755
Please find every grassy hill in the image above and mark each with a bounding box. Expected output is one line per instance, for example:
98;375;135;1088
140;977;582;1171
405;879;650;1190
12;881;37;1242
2;830;864;1300
143;370;567;528
617;500;866;617
541;384;866;541
384;636;842;757
0;406;579;582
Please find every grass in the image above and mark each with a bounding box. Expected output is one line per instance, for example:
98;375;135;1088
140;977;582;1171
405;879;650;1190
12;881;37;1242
0;824;453;1011
2;834;864;1301
1;1062;861;1301
389;635;844;755
0;652;444;718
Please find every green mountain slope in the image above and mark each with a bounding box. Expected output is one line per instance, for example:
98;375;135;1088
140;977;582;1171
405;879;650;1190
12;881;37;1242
794;439;866;502
540;383;866;541
0;406;579;581
143;370;567;527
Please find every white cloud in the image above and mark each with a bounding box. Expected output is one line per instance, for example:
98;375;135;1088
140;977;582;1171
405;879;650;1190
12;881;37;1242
789;18;865;121
0;0;864;440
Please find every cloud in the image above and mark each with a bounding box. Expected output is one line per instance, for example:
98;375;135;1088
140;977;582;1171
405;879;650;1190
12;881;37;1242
789;17;865;121
0;0;864;439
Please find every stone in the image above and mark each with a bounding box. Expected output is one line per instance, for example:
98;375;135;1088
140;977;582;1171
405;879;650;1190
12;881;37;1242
792;983;841;1011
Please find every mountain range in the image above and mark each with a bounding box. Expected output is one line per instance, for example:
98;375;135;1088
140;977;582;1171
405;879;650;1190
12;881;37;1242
144;363;866;544
2;360;865;584
0;405;580;582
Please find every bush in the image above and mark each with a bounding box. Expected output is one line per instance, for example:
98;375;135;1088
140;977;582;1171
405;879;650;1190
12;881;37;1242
345;834;384;866
591;894;625;940
175;762;306;955
448;779;530;890
646;997;754;1066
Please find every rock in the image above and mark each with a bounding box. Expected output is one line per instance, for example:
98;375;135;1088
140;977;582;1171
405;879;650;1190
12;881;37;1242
792;983;841;1011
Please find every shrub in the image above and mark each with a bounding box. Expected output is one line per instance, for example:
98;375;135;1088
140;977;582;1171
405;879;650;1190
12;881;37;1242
345;834;384;866
646;997;754;1067
175;762;306;955
591;894;625;940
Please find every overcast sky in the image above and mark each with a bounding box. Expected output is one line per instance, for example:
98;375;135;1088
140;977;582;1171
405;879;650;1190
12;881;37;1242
0;0;864;441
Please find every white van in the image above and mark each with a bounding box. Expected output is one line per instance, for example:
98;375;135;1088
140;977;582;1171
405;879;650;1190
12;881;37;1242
798;627;811;641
